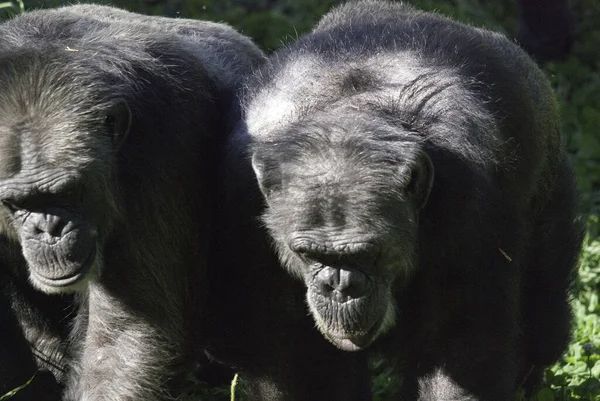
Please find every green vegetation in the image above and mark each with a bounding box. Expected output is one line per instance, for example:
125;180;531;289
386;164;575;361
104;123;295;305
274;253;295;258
0;0;22;14
1;0;598;400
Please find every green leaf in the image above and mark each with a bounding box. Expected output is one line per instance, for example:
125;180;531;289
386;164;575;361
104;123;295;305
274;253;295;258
536;387;555;401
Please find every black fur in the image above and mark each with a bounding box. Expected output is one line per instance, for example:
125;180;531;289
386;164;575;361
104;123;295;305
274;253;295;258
517;0;573;63
244;1;584;399
0;5;263;400
0;250;68;401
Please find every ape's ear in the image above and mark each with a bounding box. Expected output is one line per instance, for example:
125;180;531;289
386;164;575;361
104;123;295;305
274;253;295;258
405;151;434;209
105;99;131;149
251;152;281;199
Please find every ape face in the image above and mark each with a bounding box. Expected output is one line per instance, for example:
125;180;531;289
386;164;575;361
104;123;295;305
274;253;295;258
0;54;131;294
251;112;433;351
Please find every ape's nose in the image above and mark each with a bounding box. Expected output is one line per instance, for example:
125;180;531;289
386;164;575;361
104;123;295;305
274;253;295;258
30;213;67;238
314;266;368;301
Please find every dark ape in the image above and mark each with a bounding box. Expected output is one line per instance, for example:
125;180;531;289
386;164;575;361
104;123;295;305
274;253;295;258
0;5;263;400
244;0;584;399
516;0;573;62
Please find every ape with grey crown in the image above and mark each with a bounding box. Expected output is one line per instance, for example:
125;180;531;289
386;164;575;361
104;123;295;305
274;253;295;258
0;5;263;400
245;0;584;399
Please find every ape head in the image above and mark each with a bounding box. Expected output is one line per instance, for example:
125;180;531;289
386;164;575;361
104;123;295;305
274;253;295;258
251;110;434;351
0;48;131;294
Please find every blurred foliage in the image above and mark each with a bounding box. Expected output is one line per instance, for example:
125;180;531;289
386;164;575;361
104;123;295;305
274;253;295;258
1;0;598;400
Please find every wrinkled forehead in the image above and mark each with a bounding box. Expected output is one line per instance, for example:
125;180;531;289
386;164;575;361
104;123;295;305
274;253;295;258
245;51;440;139
0;48;110;115
0;106;108;179
0;58;110;170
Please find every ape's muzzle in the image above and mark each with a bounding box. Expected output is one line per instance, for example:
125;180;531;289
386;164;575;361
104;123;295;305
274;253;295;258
308;266;392;352
20;208;97;291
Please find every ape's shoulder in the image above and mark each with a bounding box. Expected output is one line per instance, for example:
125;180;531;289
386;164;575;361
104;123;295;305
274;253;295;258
314;0;419;31
281;0;526;76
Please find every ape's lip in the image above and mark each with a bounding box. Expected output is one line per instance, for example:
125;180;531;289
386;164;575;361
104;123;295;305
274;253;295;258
30;247;96;288
327;334;375;352
324;314;384;352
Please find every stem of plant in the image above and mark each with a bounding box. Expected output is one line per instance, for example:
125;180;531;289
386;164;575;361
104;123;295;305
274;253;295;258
230;373;239;401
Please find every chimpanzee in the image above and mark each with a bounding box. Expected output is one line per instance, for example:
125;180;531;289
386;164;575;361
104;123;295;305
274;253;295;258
243;1;584;399
0;5;263;400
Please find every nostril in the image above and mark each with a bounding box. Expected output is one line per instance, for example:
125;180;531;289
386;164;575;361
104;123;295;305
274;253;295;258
45;214;64;237
28;212;69;239
339;268;368;298
318;281;335;296
315;266;339;296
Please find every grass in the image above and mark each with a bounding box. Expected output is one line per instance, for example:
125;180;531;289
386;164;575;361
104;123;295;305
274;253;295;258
547;221;600;400
0;0;23;14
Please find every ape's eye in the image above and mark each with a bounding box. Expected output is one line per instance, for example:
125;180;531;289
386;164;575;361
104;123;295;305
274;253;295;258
104;114;116;133
2;199;19;213
62;189;76;200
405;168;419;193
59;186;83;203
103;100;132;148
299;251;342;268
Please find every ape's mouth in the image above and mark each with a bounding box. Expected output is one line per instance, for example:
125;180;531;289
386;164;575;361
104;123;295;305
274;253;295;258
307;284;394;352
29;246;97;291
324;315;384;351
